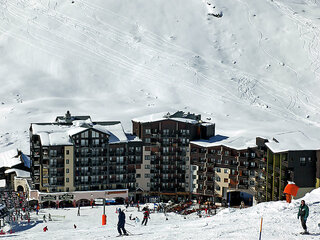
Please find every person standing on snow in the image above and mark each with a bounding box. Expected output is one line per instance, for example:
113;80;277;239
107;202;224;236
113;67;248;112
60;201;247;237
117;208;128;236
297;200;309;234
142;209;150;226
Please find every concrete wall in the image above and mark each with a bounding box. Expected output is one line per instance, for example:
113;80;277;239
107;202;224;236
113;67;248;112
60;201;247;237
215;167;230;198
31;189;128;202
136;146;150;191
64;146;75;192
14;178;29;192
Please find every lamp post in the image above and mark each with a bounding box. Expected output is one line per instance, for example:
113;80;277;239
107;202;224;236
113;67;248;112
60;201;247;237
91;194;93;208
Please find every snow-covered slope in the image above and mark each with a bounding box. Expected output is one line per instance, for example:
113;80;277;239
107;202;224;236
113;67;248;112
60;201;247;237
1;0;320;152
9;188;320;239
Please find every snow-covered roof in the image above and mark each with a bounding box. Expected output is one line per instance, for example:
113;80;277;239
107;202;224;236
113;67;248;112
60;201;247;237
132;112;213;125
4;168;31;178
265;131;320;153
32;121;137;146
94;123;128;143
191;135;256;150
0;149;22;168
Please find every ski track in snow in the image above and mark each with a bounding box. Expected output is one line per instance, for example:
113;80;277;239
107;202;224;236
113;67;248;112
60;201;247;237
1;0;320;151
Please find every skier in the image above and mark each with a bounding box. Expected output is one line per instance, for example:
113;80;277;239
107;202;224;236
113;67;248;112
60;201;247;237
117;208;128;236
297;200;309;234
43;226;48;232
74;224;77;229
48;213;52;221
43;214;46;222
141;209;150;226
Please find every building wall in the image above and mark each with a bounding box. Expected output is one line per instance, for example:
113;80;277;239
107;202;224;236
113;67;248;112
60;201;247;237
64;146;75;192
215;167;229;198
136;146;150;191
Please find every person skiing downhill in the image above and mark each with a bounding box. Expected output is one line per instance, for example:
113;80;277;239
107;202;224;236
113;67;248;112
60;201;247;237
117;208;128;236
142;209;150;226
297;200;309;234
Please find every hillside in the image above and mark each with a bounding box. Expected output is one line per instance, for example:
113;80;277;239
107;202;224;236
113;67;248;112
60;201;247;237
1;0;320;153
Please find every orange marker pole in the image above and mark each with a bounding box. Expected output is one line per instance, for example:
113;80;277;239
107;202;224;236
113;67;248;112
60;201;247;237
259;217;263;240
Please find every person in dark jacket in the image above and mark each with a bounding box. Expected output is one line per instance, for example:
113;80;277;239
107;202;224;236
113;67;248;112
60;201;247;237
117;208;128;236
142;210;150;226
297;200;309;234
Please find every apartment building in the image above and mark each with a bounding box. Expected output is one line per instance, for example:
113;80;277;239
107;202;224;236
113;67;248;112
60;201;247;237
30;111;142;195
258;132;320;200
132;111;215;201
190;136;266;203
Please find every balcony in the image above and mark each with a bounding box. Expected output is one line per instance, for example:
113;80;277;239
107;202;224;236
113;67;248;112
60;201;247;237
33;160;40;166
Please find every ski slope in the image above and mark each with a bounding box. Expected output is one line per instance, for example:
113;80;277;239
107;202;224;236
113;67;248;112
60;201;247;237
7;188;320;239
0;1;320;150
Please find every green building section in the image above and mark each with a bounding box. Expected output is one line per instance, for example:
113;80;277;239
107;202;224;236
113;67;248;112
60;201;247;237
266;149;288;201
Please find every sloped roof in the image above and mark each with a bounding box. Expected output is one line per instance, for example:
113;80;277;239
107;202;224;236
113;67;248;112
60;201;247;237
132;111;214;126
191;135;256;150
32;120;137;146
265;131;320;153
0;149;21;168
5;168;31;178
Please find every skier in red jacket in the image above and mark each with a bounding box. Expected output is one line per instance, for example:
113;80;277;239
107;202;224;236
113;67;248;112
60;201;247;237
142;210;150;226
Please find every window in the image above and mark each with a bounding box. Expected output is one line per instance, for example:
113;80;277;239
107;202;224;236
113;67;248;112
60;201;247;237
216;185;221;191
92;131;99;138
145;174;150;178
66;168;69;173
216;176;221;182
136;174;141;178
145;155;150;160
224;178;228;183
66;159;69;164
224;151;229;156
147;183;150;187
66;150;69;155
66;178;69;183
145;129;151;134
163;147;169;153
224;169;228;174
250;180;255;186
81;131;88;138
308;157;312;163
216;168;221;173
145;138;151;144
300;157;306;166
224;160;229;164
251;153;256;158
145;165;150;169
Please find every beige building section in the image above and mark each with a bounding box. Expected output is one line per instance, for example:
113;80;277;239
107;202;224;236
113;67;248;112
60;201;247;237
215;167;230;198
64;146;75;192
136;146;150;191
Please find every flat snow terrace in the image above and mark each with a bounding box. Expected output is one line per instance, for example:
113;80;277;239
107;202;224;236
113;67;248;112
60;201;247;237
9;188;320;240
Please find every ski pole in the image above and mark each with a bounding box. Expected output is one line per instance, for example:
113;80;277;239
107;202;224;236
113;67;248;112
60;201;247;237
259;217;263;240
126;222;136;227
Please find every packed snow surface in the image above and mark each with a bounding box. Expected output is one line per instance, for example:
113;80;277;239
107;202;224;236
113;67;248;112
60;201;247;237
8;188;320;239
1;0;320;153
